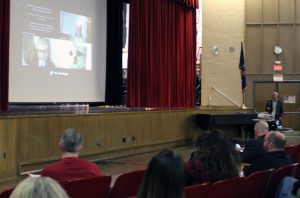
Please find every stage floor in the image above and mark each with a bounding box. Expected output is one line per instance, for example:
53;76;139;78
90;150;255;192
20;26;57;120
2;105;193;116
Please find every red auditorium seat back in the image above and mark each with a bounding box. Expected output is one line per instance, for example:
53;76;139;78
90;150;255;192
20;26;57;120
291;144;300;163
284;144;296;159
241;169;274;198
184;183;211;198
266;163;298;198
110;169;146;198
207;177;244;198
62;175;111;198
0;188;14;198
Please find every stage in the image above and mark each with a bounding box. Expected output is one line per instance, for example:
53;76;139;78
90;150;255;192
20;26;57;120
0;106;254;182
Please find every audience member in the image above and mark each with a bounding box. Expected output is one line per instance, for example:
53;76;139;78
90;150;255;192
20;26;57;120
293;179;300;198
137;149;185;198
275;176;298;198
244;131;292;176
239;120;269;163
41;128;101;182
10;176;69;198
185;130;241;185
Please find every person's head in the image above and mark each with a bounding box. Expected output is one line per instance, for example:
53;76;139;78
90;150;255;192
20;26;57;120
254;120;269;138
10;176;69;198
272;92;279;101
193;130;240;182
137;149;184;198
263;131;286;152
59;128;82;154
35;38;50;63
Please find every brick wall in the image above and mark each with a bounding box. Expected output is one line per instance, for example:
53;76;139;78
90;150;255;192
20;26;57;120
201;0;245;107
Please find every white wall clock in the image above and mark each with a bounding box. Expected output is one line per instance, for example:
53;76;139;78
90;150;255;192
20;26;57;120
274;45;283;55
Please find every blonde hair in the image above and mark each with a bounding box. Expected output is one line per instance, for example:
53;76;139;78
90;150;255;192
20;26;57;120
10;177;69;198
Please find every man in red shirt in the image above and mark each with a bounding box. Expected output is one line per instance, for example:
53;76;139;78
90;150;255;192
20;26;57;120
41;128;101;182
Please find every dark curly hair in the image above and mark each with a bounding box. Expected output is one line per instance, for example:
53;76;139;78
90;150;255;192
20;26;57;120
192;130;241;183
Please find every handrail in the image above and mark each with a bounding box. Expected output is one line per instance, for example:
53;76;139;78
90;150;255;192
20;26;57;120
211;86;246;109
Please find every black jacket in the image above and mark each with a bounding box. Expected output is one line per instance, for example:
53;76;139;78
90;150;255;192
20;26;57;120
240;135;266;164
244;151;292;176
265;100;283;120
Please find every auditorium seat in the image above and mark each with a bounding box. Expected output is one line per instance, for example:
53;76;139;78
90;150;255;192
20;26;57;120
241;169;274;198
291;144;300;163
110;169;146;198
0;188;14;198
266;163;298;198
184;183;210;198
207;177;244;198
62;175;111;198
284;144;296;159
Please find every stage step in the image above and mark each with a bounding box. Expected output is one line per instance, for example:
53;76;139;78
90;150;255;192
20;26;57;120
283;130;300;136
283;131;300;145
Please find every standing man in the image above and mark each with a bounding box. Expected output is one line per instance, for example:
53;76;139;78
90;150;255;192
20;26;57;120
265;91;283;120
265;91;284;129
41;128;101;182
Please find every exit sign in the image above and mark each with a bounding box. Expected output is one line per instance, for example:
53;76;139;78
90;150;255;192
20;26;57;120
274;64;282;71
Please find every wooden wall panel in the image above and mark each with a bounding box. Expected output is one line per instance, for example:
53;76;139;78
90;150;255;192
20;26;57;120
245;26;262;73
278;83;300;112
254;82;276;112
100;114;130;150
263;0;278;23
279;0;294;23
245;0;300;110
282;113;300;131
262;25;277;73
295;25;300;72
18;118;53;162
278;25;294;73
0;119;17;180
156;112;179;141
135;113;161;145
177;111;199;140
246;0;262;23
296;0;300;22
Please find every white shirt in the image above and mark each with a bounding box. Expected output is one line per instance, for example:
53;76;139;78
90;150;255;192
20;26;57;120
272;100;277;118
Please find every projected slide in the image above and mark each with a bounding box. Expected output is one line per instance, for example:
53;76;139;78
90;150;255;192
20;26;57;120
22;35;92;70
21;8;92;72
9;0;107;103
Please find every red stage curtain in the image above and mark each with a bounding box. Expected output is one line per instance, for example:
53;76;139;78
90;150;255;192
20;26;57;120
178;0;199;8
0;0;10;112
127;0;196;108
124;0;198;9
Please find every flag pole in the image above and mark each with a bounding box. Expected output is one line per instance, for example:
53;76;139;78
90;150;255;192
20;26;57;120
239;42;247;109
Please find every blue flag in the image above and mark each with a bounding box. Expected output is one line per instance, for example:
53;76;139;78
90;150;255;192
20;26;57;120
239;42;247;90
